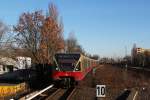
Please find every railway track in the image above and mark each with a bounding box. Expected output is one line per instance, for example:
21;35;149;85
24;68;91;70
18;84;77;100
19;90;40;100
46;87;76;100
66;88;77;100
46;88;67;100
18;84;55;100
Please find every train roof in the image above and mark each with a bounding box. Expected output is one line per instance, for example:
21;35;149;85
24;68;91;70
55;53;99;61
55;52;81;55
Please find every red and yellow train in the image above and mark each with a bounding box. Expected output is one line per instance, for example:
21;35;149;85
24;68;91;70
52;53;99;87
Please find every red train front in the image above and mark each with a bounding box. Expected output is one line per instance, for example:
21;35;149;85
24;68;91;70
52;53;98;88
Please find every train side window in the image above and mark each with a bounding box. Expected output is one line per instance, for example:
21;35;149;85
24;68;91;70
86;59;88;68
82;60;84;68
86;59;88;67
90;60;91;67
85;59;86;67
86;60;87;67
85;59;86;68
84;59;86;68
82;60;84;69
87;60;88;67
89;60;91;67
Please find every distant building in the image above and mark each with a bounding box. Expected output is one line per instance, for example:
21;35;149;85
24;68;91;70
131;46;150;65
16;57;31;69
135;48;144;54
0;56;32;74
134;47;150;54
0;57;17;74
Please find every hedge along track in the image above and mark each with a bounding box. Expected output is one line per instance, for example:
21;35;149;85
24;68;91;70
0;82;28;99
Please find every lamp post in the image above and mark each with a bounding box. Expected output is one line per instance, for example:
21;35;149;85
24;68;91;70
125;46;128;68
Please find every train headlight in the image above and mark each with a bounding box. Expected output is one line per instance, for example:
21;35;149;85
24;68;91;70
56;67;59;70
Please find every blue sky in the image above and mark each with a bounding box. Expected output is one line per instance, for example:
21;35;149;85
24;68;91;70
0;0;150;57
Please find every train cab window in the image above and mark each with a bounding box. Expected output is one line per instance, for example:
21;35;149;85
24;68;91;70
59;61;75;71
55;53;80;71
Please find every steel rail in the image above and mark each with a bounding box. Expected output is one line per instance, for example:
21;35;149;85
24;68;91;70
66;88;77;100
46;88;66;100
25;84;54;100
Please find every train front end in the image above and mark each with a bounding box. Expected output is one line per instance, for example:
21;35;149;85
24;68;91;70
52;53;83;88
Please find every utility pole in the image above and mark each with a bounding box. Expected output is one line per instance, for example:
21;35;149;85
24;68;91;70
125;46;127;57
125;46;128;68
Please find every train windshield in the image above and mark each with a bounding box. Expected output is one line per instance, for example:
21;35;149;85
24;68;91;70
55;53;80;71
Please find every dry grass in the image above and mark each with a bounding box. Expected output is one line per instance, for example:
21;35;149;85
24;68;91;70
72;64;150;100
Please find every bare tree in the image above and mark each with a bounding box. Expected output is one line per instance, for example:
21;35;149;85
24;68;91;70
40;3;64;64
14;3;64;64
131;43;137;65
0;21;8;47
0;21;12;58
91;54;100;60
65;32;84;53
14;11;45;63
144;51;150;67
